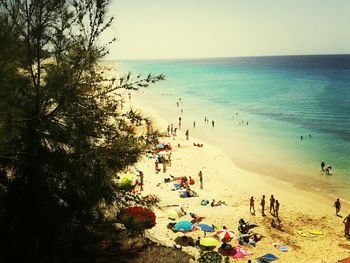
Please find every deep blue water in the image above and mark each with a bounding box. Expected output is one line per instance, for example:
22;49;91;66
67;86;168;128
115;55;350;200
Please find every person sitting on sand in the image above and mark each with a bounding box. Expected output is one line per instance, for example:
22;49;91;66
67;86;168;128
189;176;195;185
189;212;205;223
250;233;264;243
167;222;176;232
211;199;226;207
271;219;283;231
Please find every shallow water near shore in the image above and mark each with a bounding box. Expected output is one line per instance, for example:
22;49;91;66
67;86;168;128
112;55;350;201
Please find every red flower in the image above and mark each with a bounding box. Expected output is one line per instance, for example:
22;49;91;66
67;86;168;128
120;206;156;233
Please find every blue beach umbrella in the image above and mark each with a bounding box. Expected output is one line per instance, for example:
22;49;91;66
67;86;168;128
256;253;278;263
155;144;165;149
174;220;193;232
196;224;215;232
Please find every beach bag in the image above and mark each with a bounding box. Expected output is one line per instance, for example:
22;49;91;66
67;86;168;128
201;199;209;206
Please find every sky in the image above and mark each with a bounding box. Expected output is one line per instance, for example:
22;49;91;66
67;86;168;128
104;0;350;60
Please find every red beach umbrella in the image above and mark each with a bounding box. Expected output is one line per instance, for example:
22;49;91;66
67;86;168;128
216;229;235;242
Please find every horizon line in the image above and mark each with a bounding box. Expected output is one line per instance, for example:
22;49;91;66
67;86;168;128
104;53;350;62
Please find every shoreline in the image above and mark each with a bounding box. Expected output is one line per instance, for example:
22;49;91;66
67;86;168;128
124;92;350;262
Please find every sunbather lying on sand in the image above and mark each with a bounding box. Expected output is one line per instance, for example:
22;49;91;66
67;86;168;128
189;212;205;223
211;199;226;207
186;186;197;197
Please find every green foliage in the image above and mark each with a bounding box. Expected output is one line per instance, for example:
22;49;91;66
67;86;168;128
198;251;223;263
0;0;164;261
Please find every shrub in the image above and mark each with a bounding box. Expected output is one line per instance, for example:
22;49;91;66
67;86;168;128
119;206;156;234
198;251;223;263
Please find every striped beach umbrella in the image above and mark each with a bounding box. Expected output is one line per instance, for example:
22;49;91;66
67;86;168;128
216;229;235;242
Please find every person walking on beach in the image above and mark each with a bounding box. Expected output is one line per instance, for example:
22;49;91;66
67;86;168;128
334;198;341;216
261;195;266;216
321;160;326;171
198;171;203;189
193;121;195;128
270;195;275;215
212;120;215;127
343;214;350;238
275;200;280;219
185;129;189;140
250;196;255;215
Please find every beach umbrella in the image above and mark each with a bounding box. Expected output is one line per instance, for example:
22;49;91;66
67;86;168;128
256;253;278;263
197;224;215;232
340;256;350;263
167;209;182;220
155;144;165;149
174;220;193;232
120;172;134;187
216;229;235;242
158;150;168;156
199;237;220;247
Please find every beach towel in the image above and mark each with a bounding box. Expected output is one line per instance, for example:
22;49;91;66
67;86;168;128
231;246;253;259
272;243;288;252
174;176;184;181
174;183;181;189
308;229;324;235
179;191;198;198
256;253;278;263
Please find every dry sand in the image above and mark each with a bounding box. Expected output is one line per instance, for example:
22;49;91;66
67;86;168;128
121;93;350;263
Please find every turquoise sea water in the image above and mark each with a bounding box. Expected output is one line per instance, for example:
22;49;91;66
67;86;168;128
114;55;350;200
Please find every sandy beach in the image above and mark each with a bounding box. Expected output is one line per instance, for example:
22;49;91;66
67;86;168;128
120;92;350;263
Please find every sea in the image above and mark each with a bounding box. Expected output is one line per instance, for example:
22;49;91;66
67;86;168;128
113;55;350;201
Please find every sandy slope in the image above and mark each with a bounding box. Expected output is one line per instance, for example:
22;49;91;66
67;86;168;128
122;94;350;263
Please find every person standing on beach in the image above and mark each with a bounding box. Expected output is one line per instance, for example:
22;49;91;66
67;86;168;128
185;129;189;140
212;120;215;127
334;198;341;216
343;214;350;238
162;159;167;173
275;200;280;219
261;195;266;216
193;121;195;128
139;171;144;191
321;160;326;171
250;197;255;214
270;195;275;215
167;125;170;136
198;171;203;189
179;117;182;129
155;161;159;174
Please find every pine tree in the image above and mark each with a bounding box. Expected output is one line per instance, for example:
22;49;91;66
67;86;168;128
0;0;164;261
